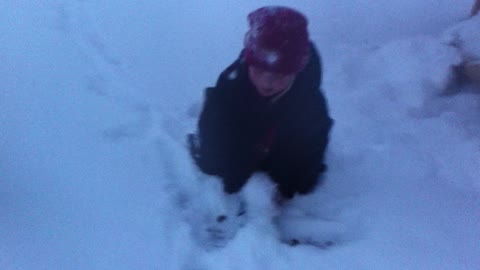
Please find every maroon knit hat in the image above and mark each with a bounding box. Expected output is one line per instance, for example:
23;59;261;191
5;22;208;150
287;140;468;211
244;6;310;74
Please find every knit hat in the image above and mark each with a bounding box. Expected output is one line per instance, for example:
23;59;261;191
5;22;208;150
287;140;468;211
244;6;310;74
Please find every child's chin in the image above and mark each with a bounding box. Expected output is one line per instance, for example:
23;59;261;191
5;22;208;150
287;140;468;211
257;89;279;97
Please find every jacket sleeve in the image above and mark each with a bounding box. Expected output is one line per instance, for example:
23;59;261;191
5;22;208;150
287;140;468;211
296;92;333;194
196;86;255;193
297;117;332;194
272;90;333;198
290;45;331;195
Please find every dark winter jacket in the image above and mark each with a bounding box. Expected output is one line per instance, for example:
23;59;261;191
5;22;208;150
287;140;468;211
190;44;333;198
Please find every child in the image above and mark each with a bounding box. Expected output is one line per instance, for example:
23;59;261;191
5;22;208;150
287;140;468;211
189;6;333;228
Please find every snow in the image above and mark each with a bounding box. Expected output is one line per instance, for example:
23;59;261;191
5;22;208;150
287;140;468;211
1;1;480;269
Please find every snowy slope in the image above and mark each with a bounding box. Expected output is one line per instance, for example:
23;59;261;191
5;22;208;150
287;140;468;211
1;1;480;269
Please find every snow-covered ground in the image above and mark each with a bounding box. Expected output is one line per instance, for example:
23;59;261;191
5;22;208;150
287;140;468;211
1;1;480;269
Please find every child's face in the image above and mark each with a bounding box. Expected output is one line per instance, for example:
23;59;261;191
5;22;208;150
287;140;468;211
248;66;296;97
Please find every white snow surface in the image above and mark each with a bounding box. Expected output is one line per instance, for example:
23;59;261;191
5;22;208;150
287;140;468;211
2;1;480;269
